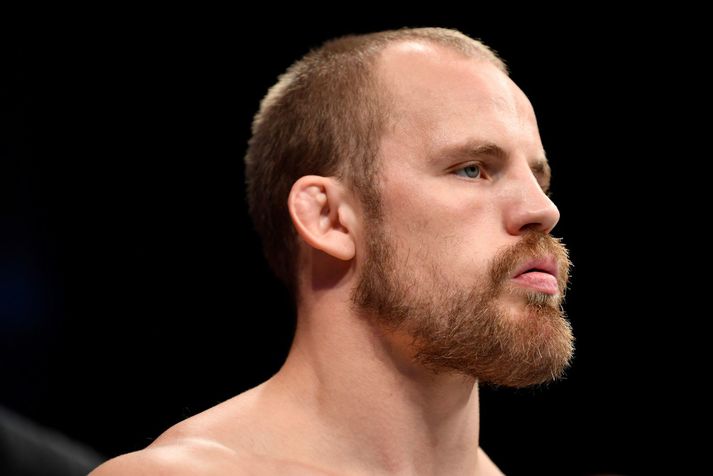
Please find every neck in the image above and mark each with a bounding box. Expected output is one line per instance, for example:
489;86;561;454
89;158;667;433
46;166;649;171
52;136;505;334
261;291;484;475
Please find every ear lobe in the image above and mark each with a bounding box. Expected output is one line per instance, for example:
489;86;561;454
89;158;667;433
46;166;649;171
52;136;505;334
288;175;356;261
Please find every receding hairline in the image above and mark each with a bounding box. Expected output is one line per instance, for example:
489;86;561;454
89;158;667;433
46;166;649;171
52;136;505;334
370;37;509;108
376;37;507;71
366;38;550;195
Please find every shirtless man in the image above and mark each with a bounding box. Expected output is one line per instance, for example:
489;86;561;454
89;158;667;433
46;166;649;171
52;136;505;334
91;27;573;475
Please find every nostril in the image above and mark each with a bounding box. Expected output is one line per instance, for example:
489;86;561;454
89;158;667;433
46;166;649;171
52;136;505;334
520;223;542;233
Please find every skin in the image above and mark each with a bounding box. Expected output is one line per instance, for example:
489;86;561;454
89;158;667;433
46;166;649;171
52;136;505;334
91;40;559;475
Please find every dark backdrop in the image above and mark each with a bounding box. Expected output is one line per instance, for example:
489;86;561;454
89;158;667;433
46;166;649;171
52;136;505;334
1;10;692;476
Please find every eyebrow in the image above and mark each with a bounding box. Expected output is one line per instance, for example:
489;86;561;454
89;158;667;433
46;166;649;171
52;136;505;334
437;140;552;193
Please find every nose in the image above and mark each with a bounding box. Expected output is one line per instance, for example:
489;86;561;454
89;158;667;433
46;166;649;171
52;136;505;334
503;168;560;236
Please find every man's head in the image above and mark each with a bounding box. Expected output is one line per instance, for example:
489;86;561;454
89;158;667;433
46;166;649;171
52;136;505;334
244;27;505;294
244;28;574;388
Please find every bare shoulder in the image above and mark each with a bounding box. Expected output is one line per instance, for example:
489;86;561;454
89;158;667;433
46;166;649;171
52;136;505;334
90;391;256;475
90;436;336;476
89;437;250;475
90;386;334;475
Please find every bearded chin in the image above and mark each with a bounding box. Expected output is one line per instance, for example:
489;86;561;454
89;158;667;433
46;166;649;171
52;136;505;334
352;230;574;389
410;287;574;388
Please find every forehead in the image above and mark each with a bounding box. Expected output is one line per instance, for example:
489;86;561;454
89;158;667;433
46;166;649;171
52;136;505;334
375;41;543;159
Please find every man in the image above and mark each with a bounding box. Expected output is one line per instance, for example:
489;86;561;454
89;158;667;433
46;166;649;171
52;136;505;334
92;27;573;475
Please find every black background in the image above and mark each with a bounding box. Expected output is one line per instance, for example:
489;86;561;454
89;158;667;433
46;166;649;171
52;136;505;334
1;9;696;476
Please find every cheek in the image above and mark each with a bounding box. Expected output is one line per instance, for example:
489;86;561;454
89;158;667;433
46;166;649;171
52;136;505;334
383;173;492;236
382;181;451;246
382;180;499;278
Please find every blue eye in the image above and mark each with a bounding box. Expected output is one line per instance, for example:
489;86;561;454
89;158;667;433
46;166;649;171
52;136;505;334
455;164;481;179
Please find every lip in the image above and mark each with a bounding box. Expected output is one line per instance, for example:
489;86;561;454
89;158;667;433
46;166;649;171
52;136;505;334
511;256;558;280
510;255;559;294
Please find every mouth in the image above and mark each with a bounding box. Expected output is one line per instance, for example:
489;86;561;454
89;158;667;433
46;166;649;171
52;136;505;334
511;256;559;295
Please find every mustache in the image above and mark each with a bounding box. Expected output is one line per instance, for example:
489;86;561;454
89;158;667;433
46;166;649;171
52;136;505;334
489;230;571;295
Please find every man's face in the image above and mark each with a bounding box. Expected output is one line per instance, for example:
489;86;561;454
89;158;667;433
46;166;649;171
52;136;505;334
352;42;574;388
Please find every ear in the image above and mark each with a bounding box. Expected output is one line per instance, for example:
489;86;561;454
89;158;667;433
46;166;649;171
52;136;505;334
288;175;357;261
